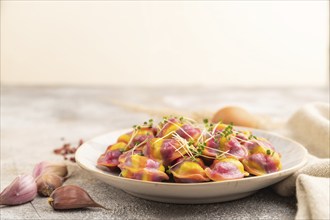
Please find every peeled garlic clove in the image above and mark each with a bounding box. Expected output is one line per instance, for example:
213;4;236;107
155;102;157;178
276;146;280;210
48;185;106;210
32;161;68;178
0;174;37;205
36;174;64;197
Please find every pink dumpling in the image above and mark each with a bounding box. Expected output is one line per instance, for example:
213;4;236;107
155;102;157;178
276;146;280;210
205;157;246;181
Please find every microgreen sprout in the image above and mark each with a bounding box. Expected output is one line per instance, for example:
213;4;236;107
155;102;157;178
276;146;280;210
221;123;234;139
162;116;169;122
195;142;206;157
207;123;214;132
203;118;215;132
248;134;257;140
126;129;138;148
147;119;154;127
191;157;198;162
188;140;194;146
130;138;148;155
213;133;221;144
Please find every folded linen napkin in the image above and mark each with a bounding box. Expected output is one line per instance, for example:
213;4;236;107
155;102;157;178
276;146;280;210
272;102;330;220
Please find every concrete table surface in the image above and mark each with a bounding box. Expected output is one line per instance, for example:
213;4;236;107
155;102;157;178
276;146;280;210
1;86;329;219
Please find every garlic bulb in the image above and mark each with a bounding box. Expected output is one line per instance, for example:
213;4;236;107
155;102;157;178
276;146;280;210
0;174;37;205
32;161;68;178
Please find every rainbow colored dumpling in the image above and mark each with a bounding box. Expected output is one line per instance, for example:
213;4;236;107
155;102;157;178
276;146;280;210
118;154;169;182
216;124;248;159
97;142;127;170
222;137;248;160
205;157;247;181
242;139;282;175
157;118;201;141
117;127;155;150
118;149;143;165
143;138;186;166
170;158;210;183
201;136;219;158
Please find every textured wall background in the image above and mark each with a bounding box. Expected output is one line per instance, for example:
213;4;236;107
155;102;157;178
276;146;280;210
1;1;329;86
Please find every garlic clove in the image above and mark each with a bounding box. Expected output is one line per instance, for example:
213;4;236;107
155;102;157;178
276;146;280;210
36;174;64;197
48;185;106;210
0;174;37;205
32;161;68;179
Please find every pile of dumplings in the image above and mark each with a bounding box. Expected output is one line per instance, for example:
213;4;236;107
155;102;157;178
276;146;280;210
97;117;282;183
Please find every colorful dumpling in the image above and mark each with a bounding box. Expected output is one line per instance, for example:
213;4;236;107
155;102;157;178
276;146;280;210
203;135;248;160
118;149;143;165
157;118;201;141
203;123;248;160
117;127;155;150
241;153;281;176
205;157;247;181
157;118;182;138
234;130;253;144
143;138;186;166
202;136;220;157
97;142;127;170
244;138;275;154
176;124;201;140
118;154;169;182
170;158;210;183
223;138;248;160
242;139;282;176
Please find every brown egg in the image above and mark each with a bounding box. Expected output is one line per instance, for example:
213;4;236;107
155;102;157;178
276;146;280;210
211;106;260;128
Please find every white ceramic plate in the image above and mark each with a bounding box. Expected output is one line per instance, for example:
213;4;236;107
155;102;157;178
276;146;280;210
75;128;308;204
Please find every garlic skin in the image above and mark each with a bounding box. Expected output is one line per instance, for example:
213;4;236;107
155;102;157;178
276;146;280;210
36;174;64;197
32;161;68;179
48;185;106;210
0;175;37;205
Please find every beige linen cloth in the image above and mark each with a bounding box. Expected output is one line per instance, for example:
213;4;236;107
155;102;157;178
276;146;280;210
272;102;330;220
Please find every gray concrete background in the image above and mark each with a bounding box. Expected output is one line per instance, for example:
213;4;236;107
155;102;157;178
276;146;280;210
1;86;328;219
